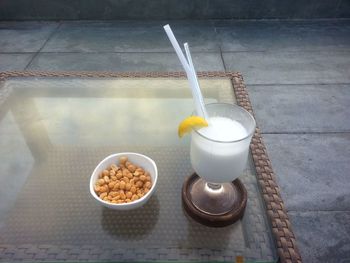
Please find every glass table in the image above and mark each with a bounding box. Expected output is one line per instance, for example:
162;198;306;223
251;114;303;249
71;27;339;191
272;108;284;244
0;73;278;262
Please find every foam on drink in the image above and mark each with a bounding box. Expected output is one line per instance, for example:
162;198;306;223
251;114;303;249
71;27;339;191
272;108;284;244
199;117;247;142
190;117;250;183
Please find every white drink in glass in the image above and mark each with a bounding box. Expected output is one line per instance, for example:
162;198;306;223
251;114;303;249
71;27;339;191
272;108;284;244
190;107;254;184
186;103;256;218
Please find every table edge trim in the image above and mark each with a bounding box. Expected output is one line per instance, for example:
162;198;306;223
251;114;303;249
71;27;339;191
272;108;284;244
231;74;302;263
0;70;302;263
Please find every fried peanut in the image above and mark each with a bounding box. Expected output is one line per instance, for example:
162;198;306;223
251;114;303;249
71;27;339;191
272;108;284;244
119;181;126;190
122;168;129;176
100;185;108;193
98;178;105;185
135;168;144;174
120;192;126;200
94;185;101;192
119;156;128;164
144;181;152;189
110;164;119;171
127;165;136;173
109;191;118;197
116;171;123;179
100;192;107;199
135;181;143;188
111;175;117;181
139;175;147;182
126;191;132;199
130;186;137;194
113;182;120;190
95;156;153;204
121;177;130;183
108;181;116;188
103;176;110;184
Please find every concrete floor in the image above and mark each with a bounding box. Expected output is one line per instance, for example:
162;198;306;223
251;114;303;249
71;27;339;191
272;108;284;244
0;20;350;263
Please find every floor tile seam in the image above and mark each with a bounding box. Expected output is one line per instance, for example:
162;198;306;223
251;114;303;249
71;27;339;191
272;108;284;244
221;49;350;53
3;50;350;55
212;18;350;23
0;20;63;23
214;19;350;27
12;18;348;23
261;131;350;135
288;210;350;214
57;19;219;24
1;18;350;24
32;51;222;54
221;50;229;73
23;22;62;70
245;82;350;86
24;54;39;71
248;83;350;87
219;46;227;72
0;52;37;55
221;50;350;54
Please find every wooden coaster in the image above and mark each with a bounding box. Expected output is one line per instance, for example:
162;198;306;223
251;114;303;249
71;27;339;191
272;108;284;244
182;173;247;227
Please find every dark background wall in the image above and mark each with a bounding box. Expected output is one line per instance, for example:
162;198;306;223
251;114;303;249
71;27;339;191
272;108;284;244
0;0;349;20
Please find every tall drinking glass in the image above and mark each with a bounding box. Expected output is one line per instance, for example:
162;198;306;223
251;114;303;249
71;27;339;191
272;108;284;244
189;103;256;216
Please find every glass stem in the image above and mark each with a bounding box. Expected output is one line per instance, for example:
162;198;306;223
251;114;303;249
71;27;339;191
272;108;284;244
206;182;222;191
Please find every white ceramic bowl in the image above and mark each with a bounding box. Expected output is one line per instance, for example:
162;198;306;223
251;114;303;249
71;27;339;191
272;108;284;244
90;152;158;210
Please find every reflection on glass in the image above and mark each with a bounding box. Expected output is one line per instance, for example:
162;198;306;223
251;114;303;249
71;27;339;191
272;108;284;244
0;78;277;262
0;112;34;227
34;98;215;146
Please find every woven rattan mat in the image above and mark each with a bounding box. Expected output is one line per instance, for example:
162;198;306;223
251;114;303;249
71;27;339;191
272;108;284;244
0;71;302;263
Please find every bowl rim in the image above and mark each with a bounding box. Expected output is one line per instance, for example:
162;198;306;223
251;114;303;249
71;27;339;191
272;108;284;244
89;152;158;207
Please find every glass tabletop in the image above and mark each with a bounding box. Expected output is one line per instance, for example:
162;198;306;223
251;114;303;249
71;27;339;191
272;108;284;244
0;77;277;262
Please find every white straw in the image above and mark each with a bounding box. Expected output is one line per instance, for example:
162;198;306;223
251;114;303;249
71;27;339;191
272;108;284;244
163;25;191;73
184;42;208;120
163;24;207;119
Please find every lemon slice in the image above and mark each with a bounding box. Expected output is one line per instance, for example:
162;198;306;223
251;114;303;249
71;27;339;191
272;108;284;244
178;116;208;138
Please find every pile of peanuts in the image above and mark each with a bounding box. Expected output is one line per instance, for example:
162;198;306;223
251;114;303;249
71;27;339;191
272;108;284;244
94;156;152;204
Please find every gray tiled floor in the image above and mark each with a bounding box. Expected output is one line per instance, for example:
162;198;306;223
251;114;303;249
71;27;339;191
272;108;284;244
223;51;350;85
42;21;219;52
0;22;58;52
27;52;224;71
215;20;350;52
0;53;34;71
247;84;350;133
263;133;350;211
289;211;350;263
0;19;350;263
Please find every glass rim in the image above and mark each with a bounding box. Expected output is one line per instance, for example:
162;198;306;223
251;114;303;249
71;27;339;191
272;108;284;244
193;103;256;143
